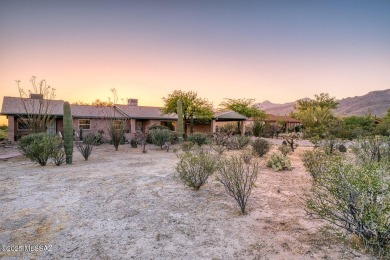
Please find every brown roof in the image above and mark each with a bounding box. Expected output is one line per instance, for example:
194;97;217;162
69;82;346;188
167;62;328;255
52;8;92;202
1;96;64;115
265;114;301;123
115;104;177;120
248;114;301;123
1;96;250;121
1;96;175;120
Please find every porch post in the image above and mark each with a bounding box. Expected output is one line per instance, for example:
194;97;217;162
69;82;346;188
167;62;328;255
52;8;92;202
8;116;15;142
211;119;216;134
130;118;136;134
240;121;246;136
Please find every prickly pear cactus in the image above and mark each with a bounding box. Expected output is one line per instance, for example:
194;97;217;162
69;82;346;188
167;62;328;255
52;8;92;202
63;101;73;164
177;99;184;143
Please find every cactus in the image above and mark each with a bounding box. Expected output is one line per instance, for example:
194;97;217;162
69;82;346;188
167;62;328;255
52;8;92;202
63;101;73;164
177;99;184;143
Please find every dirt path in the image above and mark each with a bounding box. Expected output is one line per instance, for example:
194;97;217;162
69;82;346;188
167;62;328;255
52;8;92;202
0;144;367;259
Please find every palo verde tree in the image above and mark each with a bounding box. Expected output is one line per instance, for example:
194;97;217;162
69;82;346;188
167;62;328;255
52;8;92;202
161;90;213;137
219;98;266;136
16;76;57;133
294;93;338;138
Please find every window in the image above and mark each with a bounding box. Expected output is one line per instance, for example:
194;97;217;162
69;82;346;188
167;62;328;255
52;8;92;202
46;121;56;135
78;119;91;130
136;121;142;132
17;118;30;130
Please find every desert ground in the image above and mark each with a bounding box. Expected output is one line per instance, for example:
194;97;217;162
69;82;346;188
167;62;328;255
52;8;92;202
0;141;369;259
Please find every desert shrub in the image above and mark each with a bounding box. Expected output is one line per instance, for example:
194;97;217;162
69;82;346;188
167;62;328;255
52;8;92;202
211;144;227;155
181;141;195;152
176;149;220;190
251;138;270;157
306;158;390;257
0;129;7;141
309;135;322;148
149;128;175;149
19;133;62;166
266;152;291;171
217;155;260;214
338;144;347;153
52;148;66;166
240;149;253;164
187;132;209;146
135;132;148;153
301;149;342;180
278;144;292;156
219;122;238;134
87;130;104;145
283;132;299;152
213;133;229;146
0;125;7;141
322;137;342;155
236;136;251;149
148;125;171;131
75;133;96;160
350;136;390;164
130;138;137;148
225;136;240;150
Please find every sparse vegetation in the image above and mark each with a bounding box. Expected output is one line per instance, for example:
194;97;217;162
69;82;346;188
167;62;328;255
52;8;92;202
0;126;7;142
149;128;175;149
278;144;292;156
75;133;96;160
267;152;291;171
304;138;390;258
283;132;299;152
176;148;220;190
217;155;259;214
251;138;270;157
19;133;63;166
187;132;209;146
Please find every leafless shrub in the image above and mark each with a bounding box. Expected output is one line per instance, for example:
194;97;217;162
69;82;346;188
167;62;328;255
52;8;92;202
75;134;96;160
217;155;260;214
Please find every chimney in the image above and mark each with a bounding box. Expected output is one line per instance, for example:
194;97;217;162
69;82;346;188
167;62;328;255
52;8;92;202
128;98;138;106
30;94;44;100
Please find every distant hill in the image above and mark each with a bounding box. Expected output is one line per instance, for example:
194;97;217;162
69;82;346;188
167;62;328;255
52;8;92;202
255;89;390;117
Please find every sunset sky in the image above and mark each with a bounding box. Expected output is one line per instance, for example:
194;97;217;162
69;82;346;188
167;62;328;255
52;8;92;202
0;1;389;125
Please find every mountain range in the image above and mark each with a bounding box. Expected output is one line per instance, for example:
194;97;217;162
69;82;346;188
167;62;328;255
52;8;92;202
255;89;390;117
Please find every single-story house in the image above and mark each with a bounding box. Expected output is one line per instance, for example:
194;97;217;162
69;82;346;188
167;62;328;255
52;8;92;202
1;96;248;142
246;114;301;132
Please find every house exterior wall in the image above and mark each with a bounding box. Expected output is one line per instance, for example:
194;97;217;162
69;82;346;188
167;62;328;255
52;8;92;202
185;123;212;135
8;116;15;142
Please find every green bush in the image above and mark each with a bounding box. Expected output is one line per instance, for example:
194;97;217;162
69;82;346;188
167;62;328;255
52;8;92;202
130;138;137;148
266;152;291;171
149;128;175;149
176;149;220;190
0;124;8;131
350;136;390;164
251;138;271;157
301;149;342;180
305;157;390;257
217;155;259;214
225;136;250;150
19;133;62;166
187;132;209;146
181;141;195;152
0;129;7;141
278;144;292;156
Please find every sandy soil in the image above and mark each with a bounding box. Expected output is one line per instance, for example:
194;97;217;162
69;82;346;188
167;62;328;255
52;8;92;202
0;142;368;259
